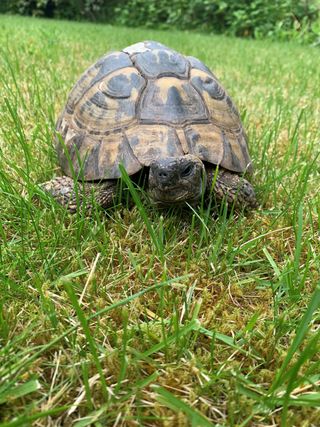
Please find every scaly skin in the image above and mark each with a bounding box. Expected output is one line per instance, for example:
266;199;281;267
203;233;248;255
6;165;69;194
41;176;118;213
206;167;258;209
41;164;257;213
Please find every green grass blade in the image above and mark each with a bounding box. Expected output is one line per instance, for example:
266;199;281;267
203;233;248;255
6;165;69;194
0;406;69;427
0;380;40;405
153;385;213;426
119;164;164;260
270;286;320;393
63;282;109;401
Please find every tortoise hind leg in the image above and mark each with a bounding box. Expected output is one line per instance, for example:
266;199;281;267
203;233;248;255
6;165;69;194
41;176;118;213
206;167;257;210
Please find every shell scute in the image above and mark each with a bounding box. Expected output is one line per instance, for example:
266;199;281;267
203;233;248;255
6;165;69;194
191;74;225;100
58;131;141;180
144;41;168;51
184;124;224;166
66;52;132;113
90;52;132;88
103;71;145;98
184;124;252;173
125;125;183;166
123;42;149;55
134;49;189;78
187;56;214;76
139;78;208;124
71;67;145;133
221;130;252;173
190;68;241;131
97;134;142;178
123;41;169;55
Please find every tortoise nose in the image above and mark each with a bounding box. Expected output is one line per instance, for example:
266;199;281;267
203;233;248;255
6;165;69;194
156;169;172;185
158;170;169;180
150;163;174;186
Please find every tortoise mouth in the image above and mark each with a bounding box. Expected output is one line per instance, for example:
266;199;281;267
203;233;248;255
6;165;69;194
150;190;189;205
148;182;204;206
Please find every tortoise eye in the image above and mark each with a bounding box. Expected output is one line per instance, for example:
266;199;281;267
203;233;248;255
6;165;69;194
181;164;194;177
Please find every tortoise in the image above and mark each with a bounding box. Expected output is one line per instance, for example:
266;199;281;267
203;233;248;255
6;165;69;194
42;40;257;212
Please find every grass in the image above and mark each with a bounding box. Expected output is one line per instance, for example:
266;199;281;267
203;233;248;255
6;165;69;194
0;14;319;426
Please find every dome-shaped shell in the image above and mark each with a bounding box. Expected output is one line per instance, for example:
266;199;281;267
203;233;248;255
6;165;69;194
56;41;252;180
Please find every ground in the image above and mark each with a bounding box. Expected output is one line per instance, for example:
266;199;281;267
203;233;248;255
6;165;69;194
0;15;319;427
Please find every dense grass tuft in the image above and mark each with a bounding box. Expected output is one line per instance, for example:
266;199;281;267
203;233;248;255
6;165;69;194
0;15;319;426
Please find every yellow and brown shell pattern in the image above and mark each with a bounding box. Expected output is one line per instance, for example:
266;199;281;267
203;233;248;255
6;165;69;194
56;41;252;180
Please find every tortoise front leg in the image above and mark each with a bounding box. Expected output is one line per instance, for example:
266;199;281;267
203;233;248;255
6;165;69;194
41;176;118;213
206;167;258;210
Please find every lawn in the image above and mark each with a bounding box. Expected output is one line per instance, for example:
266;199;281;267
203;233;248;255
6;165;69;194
0;14;320;426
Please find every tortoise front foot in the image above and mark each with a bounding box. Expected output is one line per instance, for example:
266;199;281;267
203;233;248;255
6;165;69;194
40;176;118;213
207;168;258;210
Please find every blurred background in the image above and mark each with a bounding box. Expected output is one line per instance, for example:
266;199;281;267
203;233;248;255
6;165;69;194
1;0;320;45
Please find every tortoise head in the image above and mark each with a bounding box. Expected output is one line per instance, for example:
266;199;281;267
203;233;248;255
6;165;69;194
148;155;206;206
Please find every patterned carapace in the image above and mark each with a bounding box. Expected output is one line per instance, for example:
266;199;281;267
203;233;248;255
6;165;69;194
56;41;252;180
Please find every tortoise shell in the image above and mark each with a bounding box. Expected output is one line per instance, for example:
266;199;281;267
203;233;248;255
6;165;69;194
56;41;252;180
